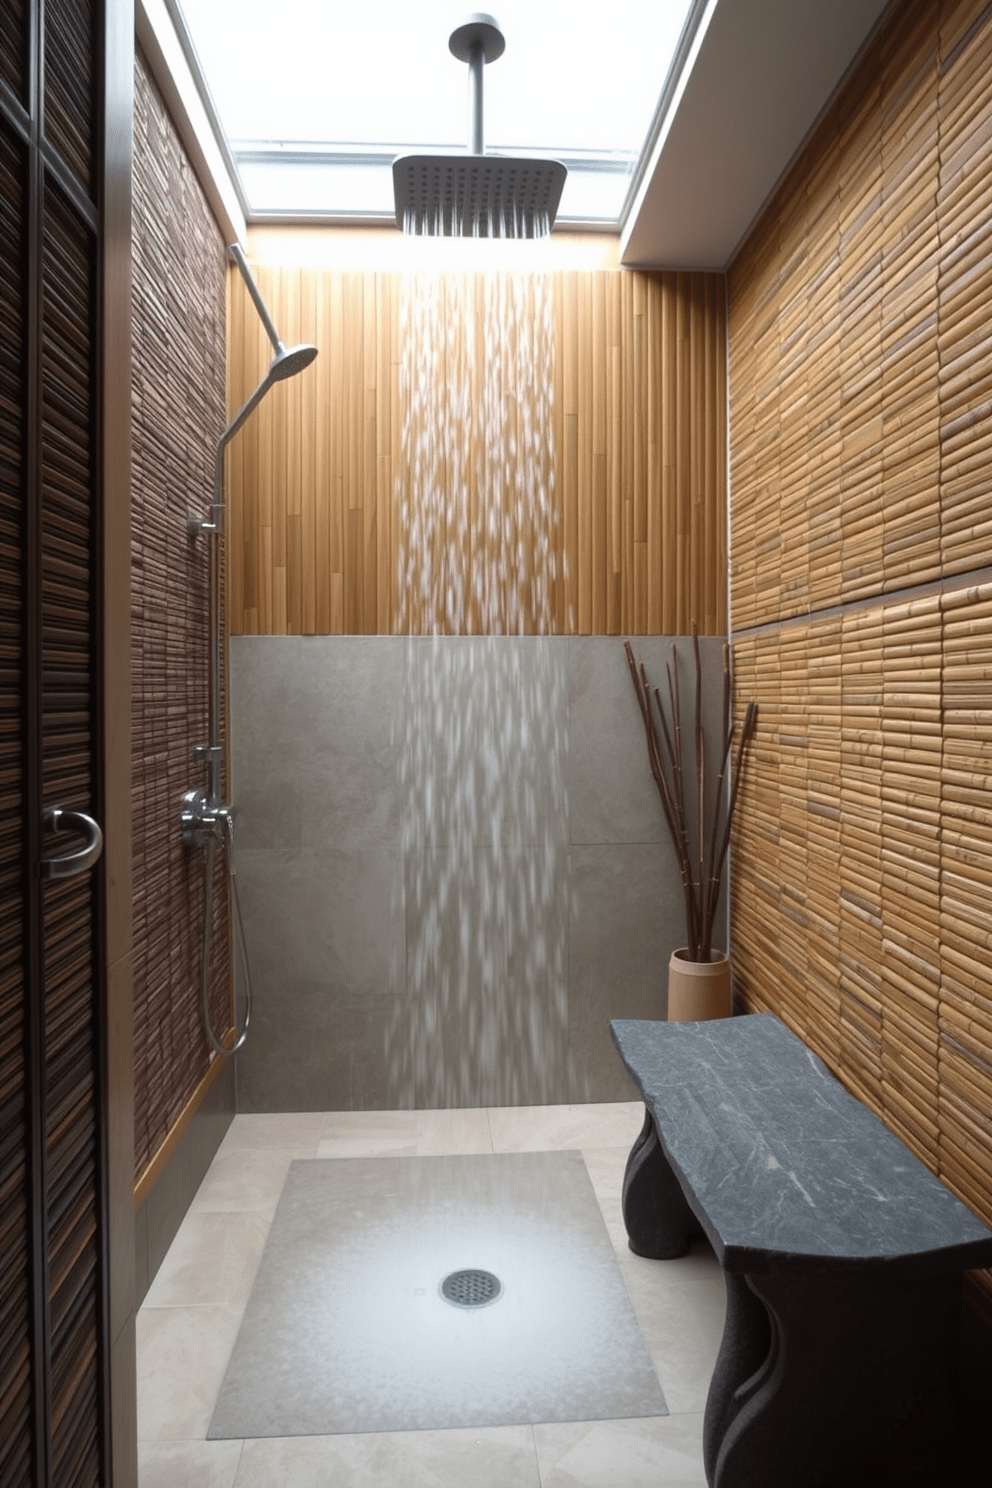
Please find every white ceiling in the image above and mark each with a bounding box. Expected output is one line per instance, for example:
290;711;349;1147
621;0;892;269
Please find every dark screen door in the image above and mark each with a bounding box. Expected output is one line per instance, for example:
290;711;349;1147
1;1;111;1482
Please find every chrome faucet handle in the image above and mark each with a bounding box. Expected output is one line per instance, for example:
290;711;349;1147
187;509;220;540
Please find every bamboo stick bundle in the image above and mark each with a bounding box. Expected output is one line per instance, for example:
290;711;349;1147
626;628;758;961
942;916;992;966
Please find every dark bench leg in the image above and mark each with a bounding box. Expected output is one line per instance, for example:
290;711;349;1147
621;1107;704;1259
704;1269;963;1488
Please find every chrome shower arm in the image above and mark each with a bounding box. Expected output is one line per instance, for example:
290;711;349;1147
193;372;277;539
230;242;284;358
450;14;505;156
468;42;484;154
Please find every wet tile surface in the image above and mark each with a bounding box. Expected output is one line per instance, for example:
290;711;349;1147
208;1151;666;1438
137;1103;722;1485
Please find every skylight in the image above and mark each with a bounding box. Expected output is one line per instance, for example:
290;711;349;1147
171;0;696;228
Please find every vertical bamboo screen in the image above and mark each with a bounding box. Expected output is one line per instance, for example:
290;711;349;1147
131;52;231;1182
729;0;992;1312
227;264;726;637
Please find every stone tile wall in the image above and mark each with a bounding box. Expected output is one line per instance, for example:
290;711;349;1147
231;636;728;1109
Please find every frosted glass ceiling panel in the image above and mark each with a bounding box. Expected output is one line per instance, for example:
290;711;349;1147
175;0;695;224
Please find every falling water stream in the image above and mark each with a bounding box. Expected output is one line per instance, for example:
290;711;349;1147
385;263;581;1107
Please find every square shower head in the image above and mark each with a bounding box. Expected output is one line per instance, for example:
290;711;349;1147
393;152;567;237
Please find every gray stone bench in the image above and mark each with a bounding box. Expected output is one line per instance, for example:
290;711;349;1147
611;1013;992;1488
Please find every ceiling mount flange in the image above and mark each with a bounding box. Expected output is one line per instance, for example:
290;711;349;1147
449;13;506;65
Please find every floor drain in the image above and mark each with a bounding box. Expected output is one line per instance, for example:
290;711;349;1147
439;1268;503;1309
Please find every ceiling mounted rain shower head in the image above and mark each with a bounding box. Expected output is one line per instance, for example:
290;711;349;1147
393;13;567;239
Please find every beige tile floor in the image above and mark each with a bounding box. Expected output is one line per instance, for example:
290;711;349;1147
137;1102;725;1487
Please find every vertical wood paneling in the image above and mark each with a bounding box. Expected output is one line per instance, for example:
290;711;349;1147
229;261;726;637
729;0;992;1312
131;52;230;1182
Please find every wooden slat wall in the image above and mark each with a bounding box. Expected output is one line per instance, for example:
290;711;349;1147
131;50;231;1184
0;112;31;1485
229;262;726;637
40;183;102;1487
729;0;992;1312
1;0;114;1477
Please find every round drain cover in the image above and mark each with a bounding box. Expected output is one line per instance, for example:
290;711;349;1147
439;1268;503;1309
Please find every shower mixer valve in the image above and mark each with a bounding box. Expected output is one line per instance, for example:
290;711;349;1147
181;787;233;852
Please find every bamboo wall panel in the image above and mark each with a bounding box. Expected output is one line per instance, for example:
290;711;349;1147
729;0;992;1311
941;583;992;1237
131;52;231;1183
228;265;726;637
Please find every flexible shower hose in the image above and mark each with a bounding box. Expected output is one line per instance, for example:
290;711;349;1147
200;811;253;1055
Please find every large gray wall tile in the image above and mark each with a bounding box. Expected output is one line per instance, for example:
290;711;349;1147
568;843;693;1102
234;844;405;1111
236;846;404;1000
230;634;728;1112
237;980;408;1112
394;843;571;1109
231;636;407;851
402;636;568;851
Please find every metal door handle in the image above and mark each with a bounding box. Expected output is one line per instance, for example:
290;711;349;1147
40;808;104;880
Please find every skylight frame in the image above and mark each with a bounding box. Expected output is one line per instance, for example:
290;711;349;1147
163;0;711;233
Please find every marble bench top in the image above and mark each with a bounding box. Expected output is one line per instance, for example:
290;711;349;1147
611;1013;992;1277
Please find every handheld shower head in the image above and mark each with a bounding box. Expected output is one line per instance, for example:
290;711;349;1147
269;343;319;382
221;249;319;446
393;13;566;238
189;246;319;544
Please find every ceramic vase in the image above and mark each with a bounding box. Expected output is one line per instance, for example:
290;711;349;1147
667;948;731;1022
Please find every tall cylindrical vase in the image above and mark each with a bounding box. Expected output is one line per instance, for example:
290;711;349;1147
667;949;731;1022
